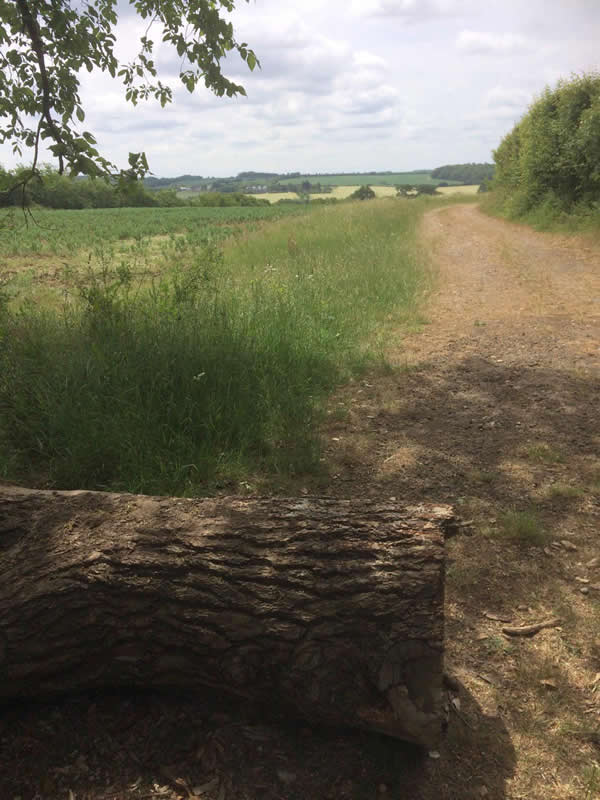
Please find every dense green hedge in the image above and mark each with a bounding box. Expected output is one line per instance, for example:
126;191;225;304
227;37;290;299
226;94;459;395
492;73;600;218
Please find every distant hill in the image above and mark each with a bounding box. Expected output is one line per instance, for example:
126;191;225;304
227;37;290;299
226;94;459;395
276;171;453;187
143;166;487;194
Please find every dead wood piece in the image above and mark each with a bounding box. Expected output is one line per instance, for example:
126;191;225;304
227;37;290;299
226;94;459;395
483;611;512;623
0;485;455;748
501;618;561;637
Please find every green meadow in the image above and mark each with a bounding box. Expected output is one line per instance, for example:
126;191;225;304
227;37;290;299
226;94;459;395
0;197;434;495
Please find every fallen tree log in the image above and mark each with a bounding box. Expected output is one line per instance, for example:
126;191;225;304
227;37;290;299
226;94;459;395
0;486;454;748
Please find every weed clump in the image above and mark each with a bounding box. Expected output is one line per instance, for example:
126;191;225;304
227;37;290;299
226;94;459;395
497;509;546;545
525;443;564;464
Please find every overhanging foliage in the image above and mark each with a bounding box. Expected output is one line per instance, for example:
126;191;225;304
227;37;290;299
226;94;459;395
0;0;257;182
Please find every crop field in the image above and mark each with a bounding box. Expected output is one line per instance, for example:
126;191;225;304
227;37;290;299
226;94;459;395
437;184;480;195
0;197;434;495
249;191;300;203
0;204;302;258
278;171;459;186
323;185;398;200
247;185;400;204
0;204;308;309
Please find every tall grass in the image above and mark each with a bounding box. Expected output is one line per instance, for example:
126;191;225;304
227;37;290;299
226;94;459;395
481;190;600;235
0;198;432;495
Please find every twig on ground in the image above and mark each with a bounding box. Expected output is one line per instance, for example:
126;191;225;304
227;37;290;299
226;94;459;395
501;618;560;637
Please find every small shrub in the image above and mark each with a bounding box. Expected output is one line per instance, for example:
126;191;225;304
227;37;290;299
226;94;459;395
349;185;376;201
414;184;439;196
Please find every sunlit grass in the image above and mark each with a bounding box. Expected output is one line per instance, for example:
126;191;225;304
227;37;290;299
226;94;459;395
0;198;434;495
436;185;480;196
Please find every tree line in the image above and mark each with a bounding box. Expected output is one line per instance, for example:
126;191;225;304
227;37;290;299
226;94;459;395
0;165;270;209
430;163;495;184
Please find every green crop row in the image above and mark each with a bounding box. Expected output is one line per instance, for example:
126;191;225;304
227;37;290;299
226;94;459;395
0;204;305;258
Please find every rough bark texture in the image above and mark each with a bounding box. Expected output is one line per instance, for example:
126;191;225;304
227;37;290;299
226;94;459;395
0;486;455;747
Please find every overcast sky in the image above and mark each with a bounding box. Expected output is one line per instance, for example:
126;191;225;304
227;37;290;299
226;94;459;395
2;0;600;177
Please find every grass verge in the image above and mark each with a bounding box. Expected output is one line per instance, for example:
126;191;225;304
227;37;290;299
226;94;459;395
480;190;600;237
0;198;433;495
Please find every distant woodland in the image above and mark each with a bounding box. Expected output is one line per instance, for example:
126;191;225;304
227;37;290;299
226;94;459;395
430;163;495;184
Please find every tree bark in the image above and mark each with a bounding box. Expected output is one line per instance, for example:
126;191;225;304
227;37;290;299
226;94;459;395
0;486;455;748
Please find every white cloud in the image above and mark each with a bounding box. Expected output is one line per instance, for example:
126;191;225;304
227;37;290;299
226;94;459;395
456;30;533;55
485;86;532;110
353;51;388;70
352;0;465;20
1;0;597;176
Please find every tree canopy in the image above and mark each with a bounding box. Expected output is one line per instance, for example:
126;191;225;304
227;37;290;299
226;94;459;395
349;185;376;201
0;0;257;181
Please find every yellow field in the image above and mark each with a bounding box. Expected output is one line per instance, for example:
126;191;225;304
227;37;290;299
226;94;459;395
324;185;397;199
252;192;300;203
247;185;399;204
372;186;397;198
436;184;480;195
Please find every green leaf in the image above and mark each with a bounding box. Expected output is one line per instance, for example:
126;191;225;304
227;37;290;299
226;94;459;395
0;0;258;180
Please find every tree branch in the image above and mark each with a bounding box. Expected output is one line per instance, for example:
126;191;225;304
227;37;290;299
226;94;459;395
15;0;66;173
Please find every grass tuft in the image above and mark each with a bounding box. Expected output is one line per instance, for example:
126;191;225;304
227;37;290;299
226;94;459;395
497;509;546;545
525;443;564;464
582;762;600;800
545;483;585;501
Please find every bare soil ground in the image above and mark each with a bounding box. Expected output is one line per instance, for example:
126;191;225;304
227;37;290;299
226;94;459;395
2;204;599;800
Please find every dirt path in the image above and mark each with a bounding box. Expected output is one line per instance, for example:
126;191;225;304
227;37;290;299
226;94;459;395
404;203;600;367
321;203;600;799
2;204;599;800
325;204;599;498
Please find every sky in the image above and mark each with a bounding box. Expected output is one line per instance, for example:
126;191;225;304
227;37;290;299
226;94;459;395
2;0;600;177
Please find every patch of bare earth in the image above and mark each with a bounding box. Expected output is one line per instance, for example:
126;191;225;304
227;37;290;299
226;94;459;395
321;204;600;799
1;205;599;800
